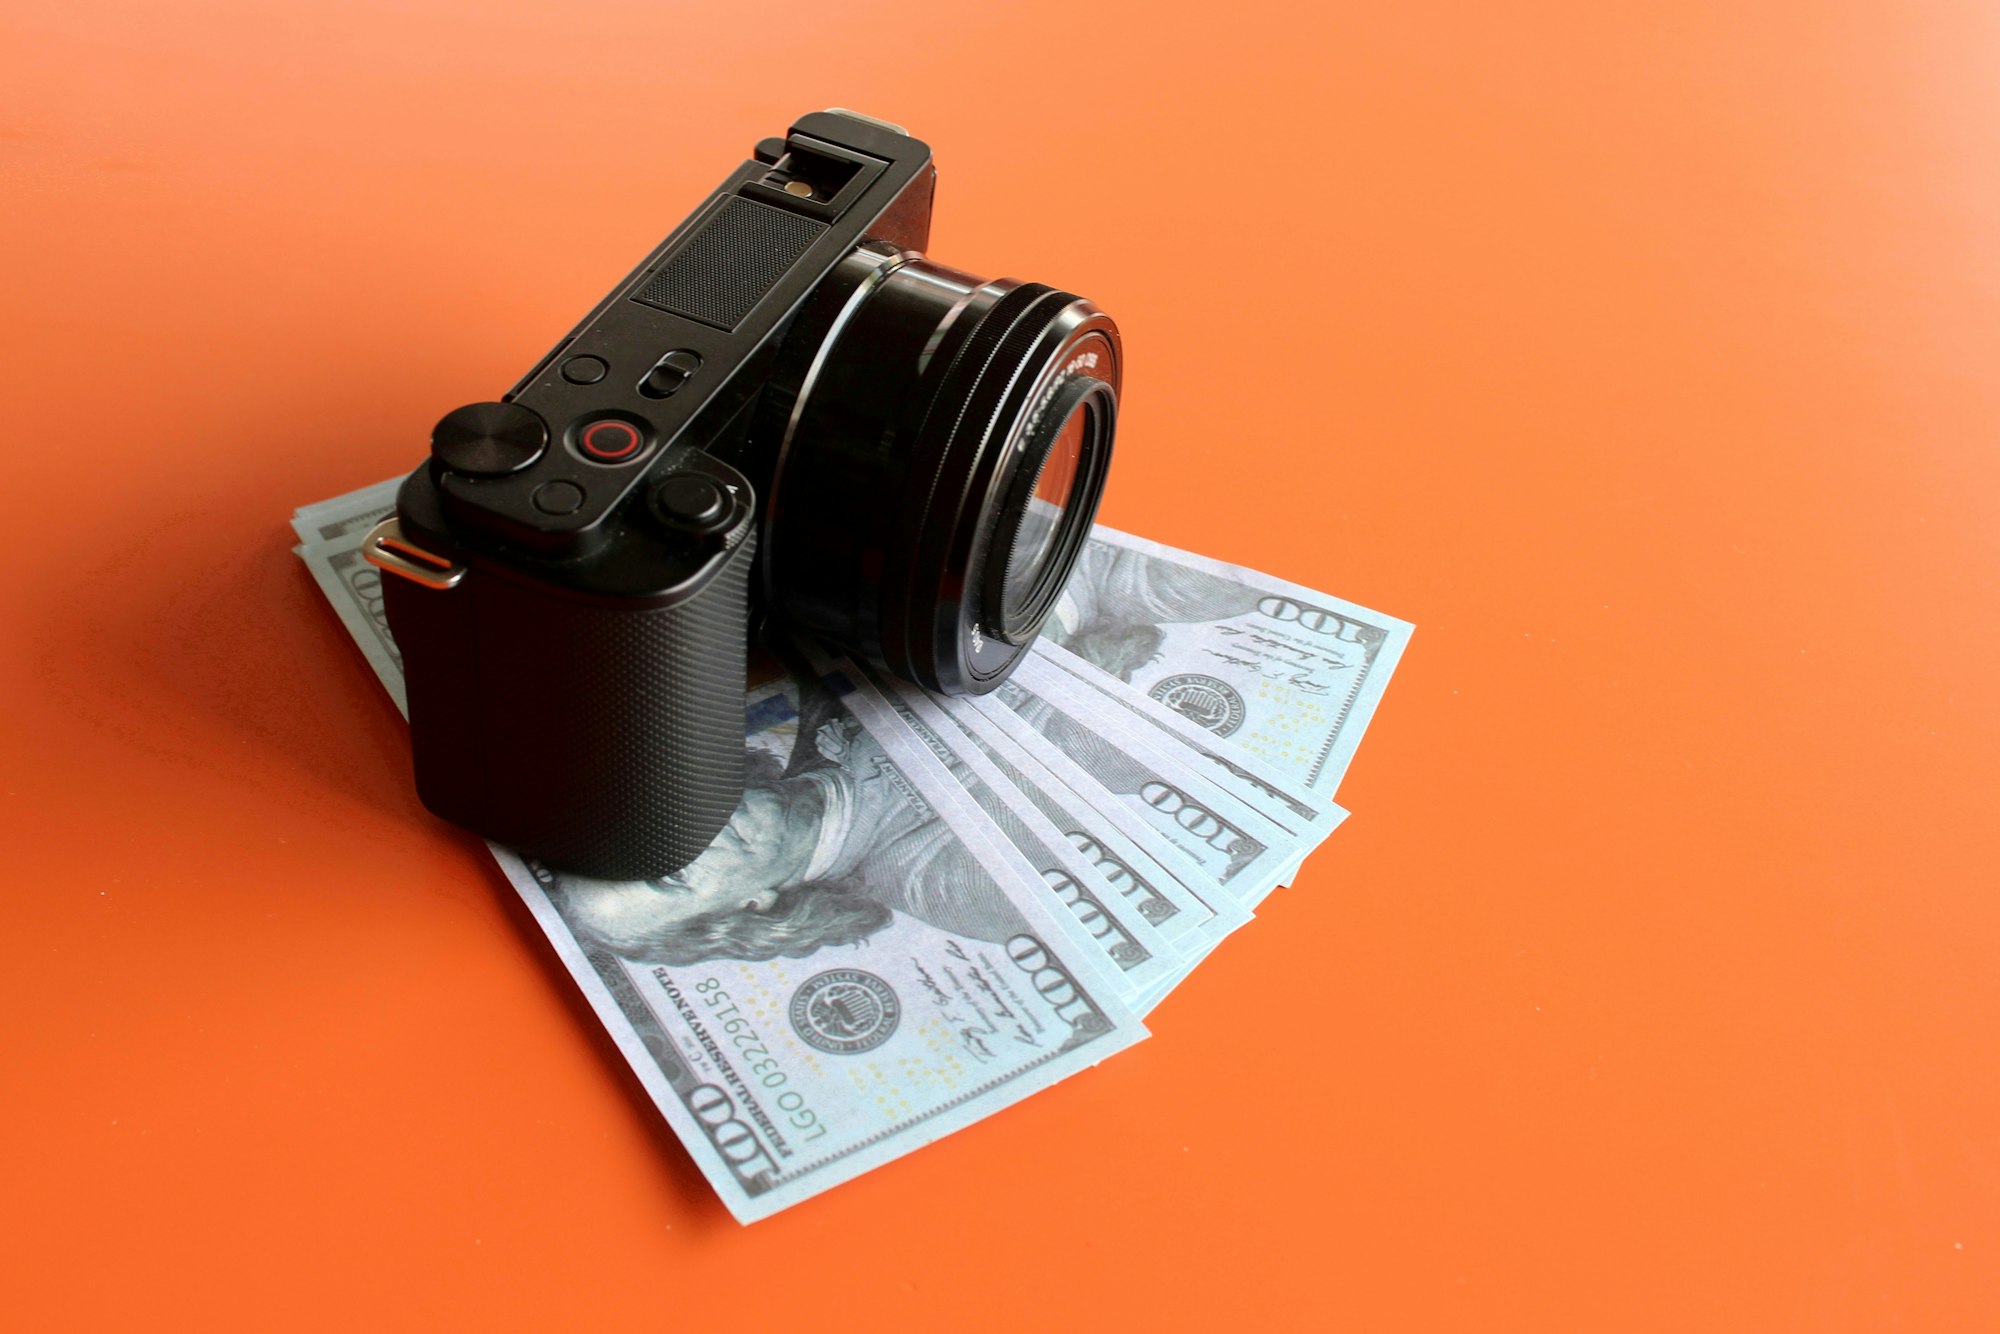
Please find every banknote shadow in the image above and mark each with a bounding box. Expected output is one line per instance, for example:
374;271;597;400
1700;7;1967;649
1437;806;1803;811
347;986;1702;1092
477;853;740;1227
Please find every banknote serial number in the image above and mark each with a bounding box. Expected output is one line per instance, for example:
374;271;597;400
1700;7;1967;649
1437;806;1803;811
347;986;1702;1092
653;971;833;1193
693;977;829;1141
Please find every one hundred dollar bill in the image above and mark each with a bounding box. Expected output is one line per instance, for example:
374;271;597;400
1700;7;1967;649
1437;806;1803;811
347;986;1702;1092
293;522;1145;1222
296;537;404;714
877;672;1241;944
922;669;1249;1014
967;668;1335;908
921;688;1248;949
1044;526;1413;794
868;676;1252;1016
290;475;403;545
1012;652;1339;845
1033;641;1336;838
1010;656;1339;910
854;663;1191;1004
935;675;1281;912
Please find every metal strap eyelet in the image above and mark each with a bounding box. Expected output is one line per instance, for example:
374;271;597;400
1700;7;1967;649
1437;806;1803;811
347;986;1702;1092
362;516;466;590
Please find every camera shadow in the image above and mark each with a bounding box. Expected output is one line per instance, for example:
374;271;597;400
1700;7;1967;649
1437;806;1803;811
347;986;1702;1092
29;410;737;1231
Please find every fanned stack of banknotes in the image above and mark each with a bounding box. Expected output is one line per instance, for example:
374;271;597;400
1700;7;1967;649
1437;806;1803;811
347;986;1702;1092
292;479;1411;1221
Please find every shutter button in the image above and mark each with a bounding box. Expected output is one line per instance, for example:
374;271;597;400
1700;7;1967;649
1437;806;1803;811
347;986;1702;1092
577;418;645;462
652;474;730;532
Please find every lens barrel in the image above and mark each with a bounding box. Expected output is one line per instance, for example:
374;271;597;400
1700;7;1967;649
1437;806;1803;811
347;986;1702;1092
762;246;1119;693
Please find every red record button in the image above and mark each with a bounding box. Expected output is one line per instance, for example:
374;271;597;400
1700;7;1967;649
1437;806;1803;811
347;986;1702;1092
578;418;644;462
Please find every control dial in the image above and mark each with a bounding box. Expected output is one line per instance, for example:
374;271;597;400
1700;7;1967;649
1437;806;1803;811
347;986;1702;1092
430;402;547;477
652;473;732;532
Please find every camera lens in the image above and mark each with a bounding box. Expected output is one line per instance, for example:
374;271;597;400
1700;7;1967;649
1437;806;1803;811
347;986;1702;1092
760;246;1120;693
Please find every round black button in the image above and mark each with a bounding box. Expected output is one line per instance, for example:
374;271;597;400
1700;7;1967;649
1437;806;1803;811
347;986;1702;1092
653;474;729;530
577;418;644;462
431;402;546;477
531;480;585;515
560;355;608;385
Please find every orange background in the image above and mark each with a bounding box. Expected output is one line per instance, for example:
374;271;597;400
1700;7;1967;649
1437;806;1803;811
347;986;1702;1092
4;1;1997;1329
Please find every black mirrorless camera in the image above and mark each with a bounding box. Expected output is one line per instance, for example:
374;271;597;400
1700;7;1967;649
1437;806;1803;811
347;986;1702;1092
365;110;1120;880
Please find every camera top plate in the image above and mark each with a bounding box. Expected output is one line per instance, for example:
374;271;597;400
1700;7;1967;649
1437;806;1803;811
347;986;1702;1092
400;111;936;597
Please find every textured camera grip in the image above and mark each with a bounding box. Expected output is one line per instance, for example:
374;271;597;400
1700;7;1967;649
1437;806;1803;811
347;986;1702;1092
385;535;754;880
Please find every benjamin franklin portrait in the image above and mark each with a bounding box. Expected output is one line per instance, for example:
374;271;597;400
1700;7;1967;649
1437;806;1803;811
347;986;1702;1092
1044;540;1265;679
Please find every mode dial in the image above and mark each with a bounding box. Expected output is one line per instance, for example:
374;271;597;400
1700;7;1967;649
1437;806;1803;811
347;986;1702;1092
430;402;547;477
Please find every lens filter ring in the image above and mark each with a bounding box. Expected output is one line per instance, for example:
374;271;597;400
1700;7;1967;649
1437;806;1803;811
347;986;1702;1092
878;282;1069;684
870;278;1119;692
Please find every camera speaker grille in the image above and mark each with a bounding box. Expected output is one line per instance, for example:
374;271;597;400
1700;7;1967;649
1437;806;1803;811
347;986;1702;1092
631;196;828;331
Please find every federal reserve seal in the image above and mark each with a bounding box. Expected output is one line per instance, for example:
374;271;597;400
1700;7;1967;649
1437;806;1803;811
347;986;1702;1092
1148;673;1247;736
788;969;901;1055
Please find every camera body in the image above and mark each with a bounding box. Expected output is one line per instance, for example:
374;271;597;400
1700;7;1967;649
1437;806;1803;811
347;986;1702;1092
369;111;1119;880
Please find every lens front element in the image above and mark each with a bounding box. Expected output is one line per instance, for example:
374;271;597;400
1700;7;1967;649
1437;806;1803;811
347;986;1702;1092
993;371;1114;643
1002;404;1086;616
